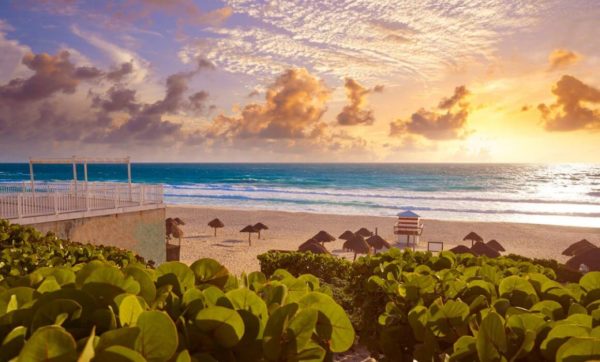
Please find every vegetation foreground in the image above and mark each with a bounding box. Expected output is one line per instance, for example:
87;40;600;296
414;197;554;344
1;220;600;361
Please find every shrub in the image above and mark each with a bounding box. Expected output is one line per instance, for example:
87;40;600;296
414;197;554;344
0;219;150;279
258;249;600;361
0;256;354;360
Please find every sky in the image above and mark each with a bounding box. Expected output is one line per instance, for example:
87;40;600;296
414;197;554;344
0;0;599;163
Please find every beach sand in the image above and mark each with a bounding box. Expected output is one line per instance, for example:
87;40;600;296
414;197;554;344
167;205;600;275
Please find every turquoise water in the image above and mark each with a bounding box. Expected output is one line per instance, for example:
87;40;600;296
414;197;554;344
1;163;599;227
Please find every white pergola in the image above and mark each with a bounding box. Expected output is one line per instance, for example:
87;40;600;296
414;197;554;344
29;156;132;193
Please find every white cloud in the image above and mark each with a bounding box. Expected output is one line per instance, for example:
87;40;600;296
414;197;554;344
71;25;150;84
178;0;549;84
0;22;32;83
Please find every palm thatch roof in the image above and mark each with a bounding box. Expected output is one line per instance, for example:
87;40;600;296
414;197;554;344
562;239;596;256
208;218;225;228
355;227;373;238
566;248;600;271
343;234;370;254
486;239;505;252
240;225;257;233
463;232;483;243
298;241;330;254
366;234;391;250
312;230;336;243
338;230;354;240
471;241;500;258
449;245;473;254
254;222;269;231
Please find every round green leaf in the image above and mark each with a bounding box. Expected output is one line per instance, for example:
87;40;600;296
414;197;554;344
195;306;245;348
94;345;146;362
499;276;538;308
476;312;507;362
190;259;230;288
119;294;144;327
135;311;178;362
156;262;194;295
297;292;355;353
17;325;77;362
556;336;600;362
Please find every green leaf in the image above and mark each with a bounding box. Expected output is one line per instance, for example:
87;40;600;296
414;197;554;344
540;323;590;360
94;345;146;362
135;311;178;362
17;325;77;362
427;298;470;341
499;276;538;308
118;294;144;327
0;326;27;361
476;311;507;362
31;298;83;332
450;335;477;361
530;300;564;320
123;266;156;305
195;306;245;348
77;327;95;362
96;327;140;352
288;307;319;353
190;258;230;288
226;288;268;329
297;292;355;353
555;336;600;362
263;303;298;360
156;262;195;296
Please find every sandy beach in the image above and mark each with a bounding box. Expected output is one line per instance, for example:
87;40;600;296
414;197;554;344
167;205;600;275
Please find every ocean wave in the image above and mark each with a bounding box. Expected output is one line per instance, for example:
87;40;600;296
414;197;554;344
163;183;600;206
165;193;600;218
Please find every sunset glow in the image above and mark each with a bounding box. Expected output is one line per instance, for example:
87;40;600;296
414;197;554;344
0;0;599;162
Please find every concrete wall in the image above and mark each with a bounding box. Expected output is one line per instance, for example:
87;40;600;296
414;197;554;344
31;207;166;264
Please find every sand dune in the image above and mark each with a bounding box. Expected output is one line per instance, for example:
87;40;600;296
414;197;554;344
167;205;600;275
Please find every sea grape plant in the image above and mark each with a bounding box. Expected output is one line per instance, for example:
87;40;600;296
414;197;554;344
0;256;355;361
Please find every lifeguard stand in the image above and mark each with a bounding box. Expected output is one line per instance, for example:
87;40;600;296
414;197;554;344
393;210;423;250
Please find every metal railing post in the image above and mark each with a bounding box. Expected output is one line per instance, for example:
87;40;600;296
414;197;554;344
17;194;22;219
54;192;59;215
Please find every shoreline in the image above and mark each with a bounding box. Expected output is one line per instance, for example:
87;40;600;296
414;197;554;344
166;203;600;232
166;204;600;275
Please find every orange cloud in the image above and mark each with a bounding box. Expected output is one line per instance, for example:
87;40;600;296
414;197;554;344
548;49;581;71
538;75;600;131
389;85;471;140
209;68;331;139
337;78;382;126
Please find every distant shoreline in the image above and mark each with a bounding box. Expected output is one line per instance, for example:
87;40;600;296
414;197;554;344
166;203;600;231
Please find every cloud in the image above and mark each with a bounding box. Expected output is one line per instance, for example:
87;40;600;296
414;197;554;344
538;75;600;131
0;50;102;103
336;78;382;126
208;68;330;140
179;1;551;83
389;85;471;140
0;50;210;145
108;0;232;27
106;62;134;82
71;25;149;83
548;49;581;71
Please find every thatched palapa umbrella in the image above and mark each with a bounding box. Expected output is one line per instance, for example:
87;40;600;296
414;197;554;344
486;239;505;252
240;225;257;246
566;248;600;271
449;245;473;255
298;238;329;254
366;234;391;251
355;228;373;238
463;232;483;247
208;218;225;236
344;234;371;261
562;239;597;256
471;241;500;258
254;223;269;239
312;230;336;246
339;230;354;240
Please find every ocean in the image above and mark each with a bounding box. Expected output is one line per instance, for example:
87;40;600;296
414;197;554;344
1;163;599;228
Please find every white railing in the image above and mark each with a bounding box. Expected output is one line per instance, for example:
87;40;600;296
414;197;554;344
0;181;163;220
